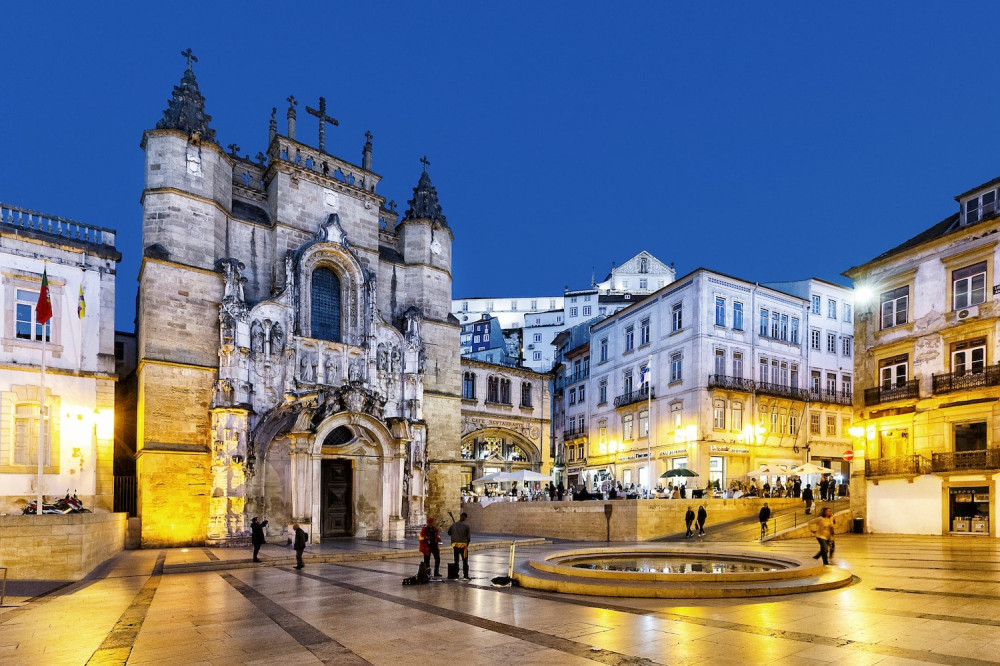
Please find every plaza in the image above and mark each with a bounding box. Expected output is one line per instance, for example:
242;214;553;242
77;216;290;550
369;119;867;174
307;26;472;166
2;531;999;665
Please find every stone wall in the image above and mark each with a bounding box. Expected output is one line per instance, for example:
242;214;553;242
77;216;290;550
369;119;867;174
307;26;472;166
463;498;802;541
0;512;126;580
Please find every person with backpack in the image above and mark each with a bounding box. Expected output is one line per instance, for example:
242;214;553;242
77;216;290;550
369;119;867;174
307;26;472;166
419;516;442;577
292;523;308;569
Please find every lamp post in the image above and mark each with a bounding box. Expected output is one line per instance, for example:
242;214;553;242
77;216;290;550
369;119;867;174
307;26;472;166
646;354;653;496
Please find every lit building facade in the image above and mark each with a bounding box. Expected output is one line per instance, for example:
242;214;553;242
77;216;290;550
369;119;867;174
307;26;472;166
846;176;1000;537
0;203;120;513
459;359;551;489
561;269;854;492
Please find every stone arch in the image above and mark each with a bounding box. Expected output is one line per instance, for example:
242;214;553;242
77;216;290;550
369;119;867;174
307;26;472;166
312;411;396;459
461;426;542;468
298;241;366;346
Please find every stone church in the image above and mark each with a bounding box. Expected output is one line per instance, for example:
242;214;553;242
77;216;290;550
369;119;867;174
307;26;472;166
135;54;460;547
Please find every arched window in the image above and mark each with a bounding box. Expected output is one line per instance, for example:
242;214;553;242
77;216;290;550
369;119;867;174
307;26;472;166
520;382;532;408
487;376;500;403
499;378;512;405
311;267;341;342
462;372;476;400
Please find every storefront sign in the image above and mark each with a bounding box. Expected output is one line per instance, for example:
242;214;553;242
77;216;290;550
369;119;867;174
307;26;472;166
710;445;749;454
660;448;687;456
617;452;650;462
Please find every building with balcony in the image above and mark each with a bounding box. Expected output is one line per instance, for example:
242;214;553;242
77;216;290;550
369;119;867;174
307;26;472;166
578;269;854;493
550;320;596;488
845;174;1000;537
0;203;120;514
459;359;552;491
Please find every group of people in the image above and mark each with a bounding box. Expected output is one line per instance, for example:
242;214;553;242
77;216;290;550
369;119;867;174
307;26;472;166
683;505;709;537
417;514;473;580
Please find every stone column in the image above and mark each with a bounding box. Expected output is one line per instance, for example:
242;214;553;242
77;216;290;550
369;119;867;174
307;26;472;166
207;408;250;545
288;434;314;525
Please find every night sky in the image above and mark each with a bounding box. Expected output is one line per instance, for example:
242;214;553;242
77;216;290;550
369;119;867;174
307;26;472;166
4;3;1000;331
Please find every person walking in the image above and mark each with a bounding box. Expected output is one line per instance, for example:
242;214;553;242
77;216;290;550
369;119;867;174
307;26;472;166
759;502;771;540
684;506;695;537
292;523;307;569
419;517;442;577
802;484;814;515
812;507;835;564
556;482;565;501
448;512;472;580
250;516;268;562
697;505;708;536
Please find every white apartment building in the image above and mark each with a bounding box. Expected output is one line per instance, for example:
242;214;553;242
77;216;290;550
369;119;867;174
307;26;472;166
521;309;565;372
0;203;120;513
559;269;854;492
453;296;563;330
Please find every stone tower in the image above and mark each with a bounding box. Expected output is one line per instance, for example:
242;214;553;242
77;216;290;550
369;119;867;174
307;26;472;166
134;53;459;547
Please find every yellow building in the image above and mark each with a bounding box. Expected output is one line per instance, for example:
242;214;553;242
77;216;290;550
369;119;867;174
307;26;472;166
846;176;1000;537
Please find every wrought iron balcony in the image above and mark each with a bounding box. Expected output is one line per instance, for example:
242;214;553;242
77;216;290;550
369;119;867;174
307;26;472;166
863;379;920;407
555;370;590;390
931;449;1000;472
563;426;588;440
755;381;810;401
865;455;931;478
614;385;653;408
807;389;853;406
707;374;755;392
932;364;1000;395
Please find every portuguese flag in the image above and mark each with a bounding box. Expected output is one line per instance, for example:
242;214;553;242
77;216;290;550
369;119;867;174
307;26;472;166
36;268;52;325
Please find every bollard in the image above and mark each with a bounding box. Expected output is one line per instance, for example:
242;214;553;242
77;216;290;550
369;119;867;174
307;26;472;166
604;503;613;542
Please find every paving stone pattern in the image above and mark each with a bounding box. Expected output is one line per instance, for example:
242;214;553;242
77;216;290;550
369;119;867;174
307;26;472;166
2;535;1000;665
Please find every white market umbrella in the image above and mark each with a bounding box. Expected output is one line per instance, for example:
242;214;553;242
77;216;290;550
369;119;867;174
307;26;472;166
747;465;786;477
790;463;834;475
472;471;514;484
502;469;551;483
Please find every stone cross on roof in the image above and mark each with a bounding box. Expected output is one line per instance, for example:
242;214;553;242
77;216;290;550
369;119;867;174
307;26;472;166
306;96;339;153
181;48;197;69
420;155;430;171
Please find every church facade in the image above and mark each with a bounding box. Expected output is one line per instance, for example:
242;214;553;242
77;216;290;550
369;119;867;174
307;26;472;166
135;56;460;547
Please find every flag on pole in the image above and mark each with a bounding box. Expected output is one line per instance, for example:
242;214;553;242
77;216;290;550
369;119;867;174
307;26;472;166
35;269;52;325
77;284;86;318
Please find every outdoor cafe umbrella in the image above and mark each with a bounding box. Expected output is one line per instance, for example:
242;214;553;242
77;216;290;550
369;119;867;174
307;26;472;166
471;471;514;484
790;462;833;476
502;469;552;483
747;465;786;477
660;468;699;479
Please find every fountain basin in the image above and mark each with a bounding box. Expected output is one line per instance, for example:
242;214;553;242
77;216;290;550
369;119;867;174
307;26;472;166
515;546;853;598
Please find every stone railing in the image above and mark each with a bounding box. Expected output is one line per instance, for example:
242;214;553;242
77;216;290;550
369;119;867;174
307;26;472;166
0;203;116;248
270;137;380;194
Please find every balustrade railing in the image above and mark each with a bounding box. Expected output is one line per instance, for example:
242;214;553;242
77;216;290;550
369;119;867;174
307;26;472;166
563;426;588;440
755;381;810;401
865;455;930;477
707;374;755;392
556;370;590;390
931;449;1000;472
932;365;1000;394
807;388;853;405
864;379;920;407
1;203;116;247
614;385;653;408
270;138;380;193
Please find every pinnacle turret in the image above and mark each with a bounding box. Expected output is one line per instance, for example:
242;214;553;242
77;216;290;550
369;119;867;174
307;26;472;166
156;49;216;143
402;157;447;225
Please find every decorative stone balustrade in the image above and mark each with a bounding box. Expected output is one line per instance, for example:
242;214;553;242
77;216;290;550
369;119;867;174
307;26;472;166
269;137;381;194
0;203;116;248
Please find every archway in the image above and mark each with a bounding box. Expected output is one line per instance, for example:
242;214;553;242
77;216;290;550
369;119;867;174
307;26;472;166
460;427;543;494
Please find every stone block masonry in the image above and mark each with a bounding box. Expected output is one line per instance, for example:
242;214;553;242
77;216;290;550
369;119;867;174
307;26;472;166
0;512;126;580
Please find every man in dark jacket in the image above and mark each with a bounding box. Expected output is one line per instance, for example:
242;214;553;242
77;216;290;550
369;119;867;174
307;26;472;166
419;517;441;577
697;505;708;536
758;503;771;539
448;512;472;580
250;516;268;562
684;506;695;538
292;523;307;569
803;484;814;514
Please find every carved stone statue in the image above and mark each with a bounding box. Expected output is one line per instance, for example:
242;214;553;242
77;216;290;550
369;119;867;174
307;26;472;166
377;343;388;371
390;346;401;373
300;353;315;383
270;324;284;355
324;354;339;384
250;321;264;355
348;358;361;383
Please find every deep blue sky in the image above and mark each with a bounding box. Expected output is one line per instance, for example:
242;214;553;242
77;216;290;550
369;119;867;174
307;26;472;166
4;3;999;331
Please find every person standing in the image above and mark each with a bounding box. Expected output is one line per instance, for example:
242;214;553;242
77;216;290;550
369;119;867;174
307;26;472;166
819;477;830;502
556;482;565;501
812;507;835;564
803;484;814;514
759;503;771;539
448;512;472;580
292;523;307;569
684;506;695;537
697;505;708;536
250;516;268;562
419;517;441;577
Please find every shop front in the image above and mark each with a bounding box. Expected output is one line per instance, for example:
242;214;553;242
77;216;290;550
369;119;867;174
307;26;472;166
708;444;750;490
947;485;991;535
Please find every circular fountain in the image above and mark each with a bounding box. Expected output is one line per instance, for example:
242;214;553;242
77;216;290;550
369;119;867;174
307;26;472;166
515;546;852;598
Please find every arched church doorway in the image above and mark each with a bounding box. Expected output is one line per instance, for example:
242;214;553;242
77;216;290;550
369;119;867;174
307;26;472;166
321;459;352;536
